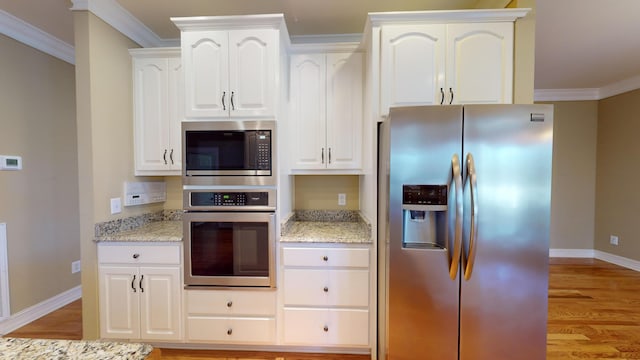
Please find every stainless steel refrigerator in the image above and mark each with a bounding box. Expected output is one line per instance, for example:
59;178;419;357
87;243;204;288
378;104;553;360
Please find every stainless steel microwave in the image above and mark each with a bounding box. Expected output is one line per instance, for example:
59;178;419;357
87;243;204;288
182;120;276;186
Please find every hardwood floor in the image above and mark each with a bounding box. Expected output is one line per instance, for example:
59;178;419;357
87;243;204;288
4;258;640;359
547;258;640;359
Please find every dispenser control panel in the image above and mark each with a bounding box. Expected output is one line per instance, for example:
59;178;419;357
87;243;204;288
402;185;447;206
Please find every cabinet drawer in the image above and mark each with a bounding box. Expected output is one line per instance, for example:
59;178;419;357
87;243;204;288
187;317;275;343
282;247;369;268
98;244;181;265
283;308;369;346
283;268;369;307
186;290;276;316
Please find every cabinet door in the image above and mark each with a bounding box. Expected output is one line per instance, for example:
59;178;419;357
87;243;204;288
446;22;514;105
228;29;277;118
290;54;327;169
139;266;181;340
326;52;363;170
133;58;171;173
99;266;140;339
182;30;229;118
381;24;446;114
167;57;183;171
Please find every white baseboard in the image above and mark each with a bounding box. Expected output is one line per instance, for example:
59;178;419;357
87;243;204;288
0;285;81;336
550;248;640;272
549;248;595;258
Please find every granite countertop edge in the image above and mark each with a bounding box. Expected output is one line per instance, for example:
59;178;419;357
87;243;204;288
0;337;153;360
94;220;183;243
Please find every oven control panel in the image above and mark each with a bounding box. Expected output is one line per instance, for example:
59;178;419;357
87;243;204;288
190;191;269;207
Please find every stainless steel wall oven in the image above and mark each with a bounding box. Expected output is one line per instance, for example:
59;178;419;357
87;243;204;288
183;188;276;288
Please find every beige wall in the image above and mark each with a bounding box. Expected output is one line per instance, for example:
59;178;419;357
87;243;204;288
542;101;598;250
595;89;640;261
294;176;360;211
0;34;80;314
74;11;177;338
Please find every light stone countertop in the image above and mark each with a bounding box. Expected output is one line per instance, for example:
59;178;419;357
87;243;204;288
280;221;372;244
0;338;153;360
94;221;182;242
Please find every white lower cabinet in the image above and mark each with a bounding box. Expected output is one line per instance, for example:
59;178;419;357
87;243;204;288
185;289;276;344
281;246;370;347
97;243;182;341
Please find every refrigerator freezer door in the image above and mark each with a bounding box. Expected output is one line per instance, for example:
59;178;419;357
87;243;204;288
387;106;463;360
460;104;553;360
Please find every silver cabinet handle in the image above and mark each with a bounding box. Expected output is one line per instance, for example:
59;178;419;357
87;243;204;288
449;88;454;104
323;286;329;293
322;256;328;262
169;149;174;165
323;325;329;332
227;301;233;308
440;88;445;105
139;275;144;293
227;328;233;335
222;91;226;111
328;148;332;164
133;253;140;259
163;149;167;165
321;148;325;164
448;154;463;280
131;275;137;293
231;91;235;111
463;153;478;281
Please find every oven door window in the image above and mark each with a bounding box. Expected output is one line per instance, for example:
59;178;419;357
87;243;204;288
190;221;269;277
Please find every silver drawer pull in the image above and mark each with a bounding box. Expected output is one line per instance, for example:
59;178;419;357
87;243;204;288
323;325;329;332
227;328;233;335
132;253;140;259
322;256;328;261
227;301;233;308
323;286;329;293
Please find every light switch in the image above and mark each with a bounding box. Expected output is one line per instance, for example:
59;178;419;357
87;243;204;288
338;193;346;206
110;197;122;214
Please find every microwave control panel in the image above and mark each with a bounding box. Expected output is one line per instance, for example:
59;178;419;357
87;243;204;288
191;191;269;207
255;131;271;170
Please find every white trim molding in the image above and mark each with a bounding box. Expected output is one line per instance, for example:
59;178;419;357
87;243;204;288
70;0;178;47
534;88;600;102
0;224;9;321
0;9;75;64
550;248;640;272
535;74;640;102
0;286;81;336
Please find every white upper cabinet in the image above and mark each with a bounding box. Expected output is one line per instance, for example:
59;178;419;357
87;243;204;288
376;10;526;116
290;51;363;172
445;22;513;105
180;28;277;119
381;24;446;111
131;48;183;176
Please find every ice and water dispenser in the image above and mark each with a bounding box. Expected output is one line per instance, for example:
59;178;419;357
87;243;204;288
402;185;448;249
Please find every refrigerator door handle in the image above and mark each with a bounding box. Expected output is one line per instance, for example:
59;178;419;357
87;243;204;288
463;153;479;280
448;154;463;280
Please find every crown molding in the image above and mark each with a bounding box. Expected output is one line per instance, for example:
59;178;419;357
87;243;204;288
0;10;75;64
535;73;640;102
534;88;600;102
368;8;530;26
70;0;177;47
599;74;640;100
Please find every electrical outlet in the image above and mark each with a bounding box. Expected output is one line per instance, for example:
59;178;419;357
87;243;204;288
338;193;346;206
110;197;122;214
610;235;619;246
71;260;81;274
